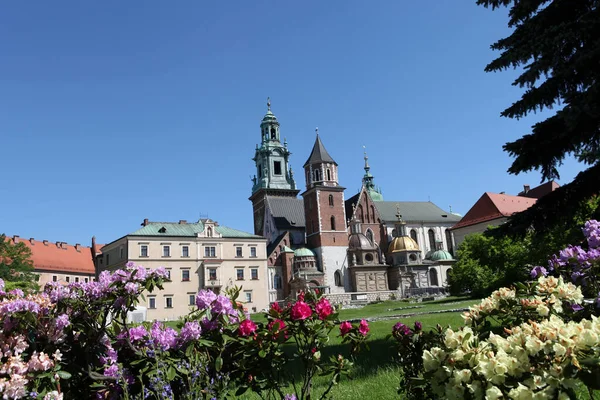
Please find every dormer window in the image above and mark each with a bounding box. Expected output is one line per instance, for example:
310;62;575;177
207;227;213;237
158;227;167;233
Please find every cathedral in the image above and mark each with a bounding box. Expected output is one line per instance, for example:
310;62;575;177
249;100;460;303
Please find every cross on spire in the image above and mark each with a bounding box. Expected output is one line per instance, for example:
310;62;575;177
315;127;319;136
267;97;271;111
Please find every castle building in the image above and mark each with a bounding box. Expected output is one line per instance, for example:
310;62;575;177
250;100;460;300
98;218;269;320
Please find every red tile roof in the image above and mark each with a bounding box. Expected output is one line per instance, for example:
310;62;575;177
518;181;560;199
6;236;96;275
451;193;537;230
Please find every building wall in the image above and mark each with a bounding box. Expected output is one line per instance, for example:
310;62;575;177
451;218;506;249
100;235;269;321
385;223;456;257
37;271;96;287
314;246;349;294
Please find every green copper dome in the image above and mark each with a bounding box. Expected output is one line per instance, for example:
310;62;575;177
429;250;454;261
294;247;315;257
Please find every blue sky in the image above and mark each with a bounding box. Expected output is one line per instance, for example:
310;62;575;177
0;1;584;246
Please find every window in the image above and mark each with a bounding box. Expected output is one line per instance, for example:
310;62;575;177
330;216;336;230
328;194;334;206
365;253;374;262
188;294;195;306
428;229;436;251
334;270;342;287
66;277;70;283
119;247;124;259
148;297;156;309
204;246;216;258
182;246;189;257
358;205;364;222
84;278;89;283
163;245;170;257
182;269;190;281
258;164;262;178
244;291;252;303
236;268;244;281
208;268;217;281
75;277;80;283
366;229;374;244
274;161;282;175
140;245;148;257
251;268;258;280
429;269;439;286
236;246;243;257
326;169;331;181
106;254;110;265
445;230;454;256
165;269;171;280
410;229;418;244
371;205;376;222
207;227;213;237
313;169;321;181
250;247;257;258
274;274;282;289
52;275;57;282
165;296;173;309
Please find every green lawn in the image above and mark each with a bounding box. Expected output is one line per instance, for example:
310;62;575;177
239;298;474;400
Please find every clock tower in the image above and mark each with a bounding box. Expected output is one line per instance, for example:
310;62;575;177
249;99;299;236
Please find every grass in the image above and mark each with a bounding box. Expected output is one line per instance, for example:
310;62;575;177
238;299;474;399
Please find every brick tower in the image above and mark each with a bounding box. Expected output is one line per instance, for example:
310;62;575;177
302;130;348;293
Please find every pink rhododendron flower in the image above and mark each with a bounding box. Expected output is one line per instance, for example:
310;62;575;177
315;298;333;320
339;321;352;336
359;319;369;336
270;302;283;314
290;301;312;320
239;319;257;336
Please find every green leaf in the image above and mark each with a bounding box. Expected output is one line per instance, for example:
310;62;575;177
56;370;72;379
215;356;223;372
258;349;266;358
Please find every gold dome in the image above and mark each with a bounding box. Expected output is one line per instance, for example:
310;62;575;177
388;236;420;253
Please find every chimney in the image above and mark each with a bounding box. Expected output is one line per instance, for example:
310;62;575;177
75;243;81;252
523;184;530;194
500;191;506;194
91;236;97;254
29;238;35;245
12;235;19;243
142;218;149;226
43;240;49;246
179;220;187;224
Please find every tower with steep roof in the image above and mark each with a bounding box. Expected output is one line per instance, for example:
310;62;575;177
249;99;299;235
302;130;348;293
361;148;383;201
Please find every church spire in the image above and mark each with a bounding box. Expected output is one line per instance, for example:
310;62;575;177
361;147;384;201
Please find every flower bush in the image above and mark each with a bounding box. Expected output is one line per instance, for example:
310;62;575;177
0;263;367;399
392;220;600;399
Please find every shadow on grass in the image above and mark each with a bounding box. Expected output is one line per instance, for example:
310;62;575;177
417;296;476;306
275;337;398;386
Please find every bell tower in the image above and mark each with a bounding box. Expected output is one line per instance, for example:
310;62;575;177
249;98;299;235
302;129;348;293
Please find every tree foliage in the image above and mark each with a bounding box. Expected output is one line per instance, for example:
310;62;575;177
0;234;39;291
448;231;531;297
477;0;600;235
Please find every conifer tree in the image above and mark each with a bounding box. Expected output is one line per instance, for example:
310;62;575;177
478;0;600;234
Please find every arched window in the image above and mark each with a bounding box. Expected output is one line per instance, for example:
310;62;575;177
306;170;310;184
370;205;376;221
207;227;213;237
328;194;334;206
326;169;331;181
358;205;365;223
429;269;439;286
445;230;454;255
330;216;336;230
410;229;418;244
428;229;435;251
274;274;282;289
366;229;374;244
270;127;276;140
446;268;453;282
313;169;321;181
365;253;374;262
334;270;342;287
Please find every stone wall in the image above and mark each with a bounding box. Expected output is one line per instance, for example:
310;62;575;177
324;290;400;306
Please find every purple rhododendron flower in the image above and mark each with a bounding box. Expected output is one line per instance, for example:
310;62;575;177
104;364;120;378
179;321;202;344
284;395;297;400
212;295;233;315
9;289;24;297
150;322;178;351
128;326;148;342
571;304;584;312
196;290;217;310
153;266;170;279
530;266;548;279
124;282;139;294
55;314;70;330
201;318;219;331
